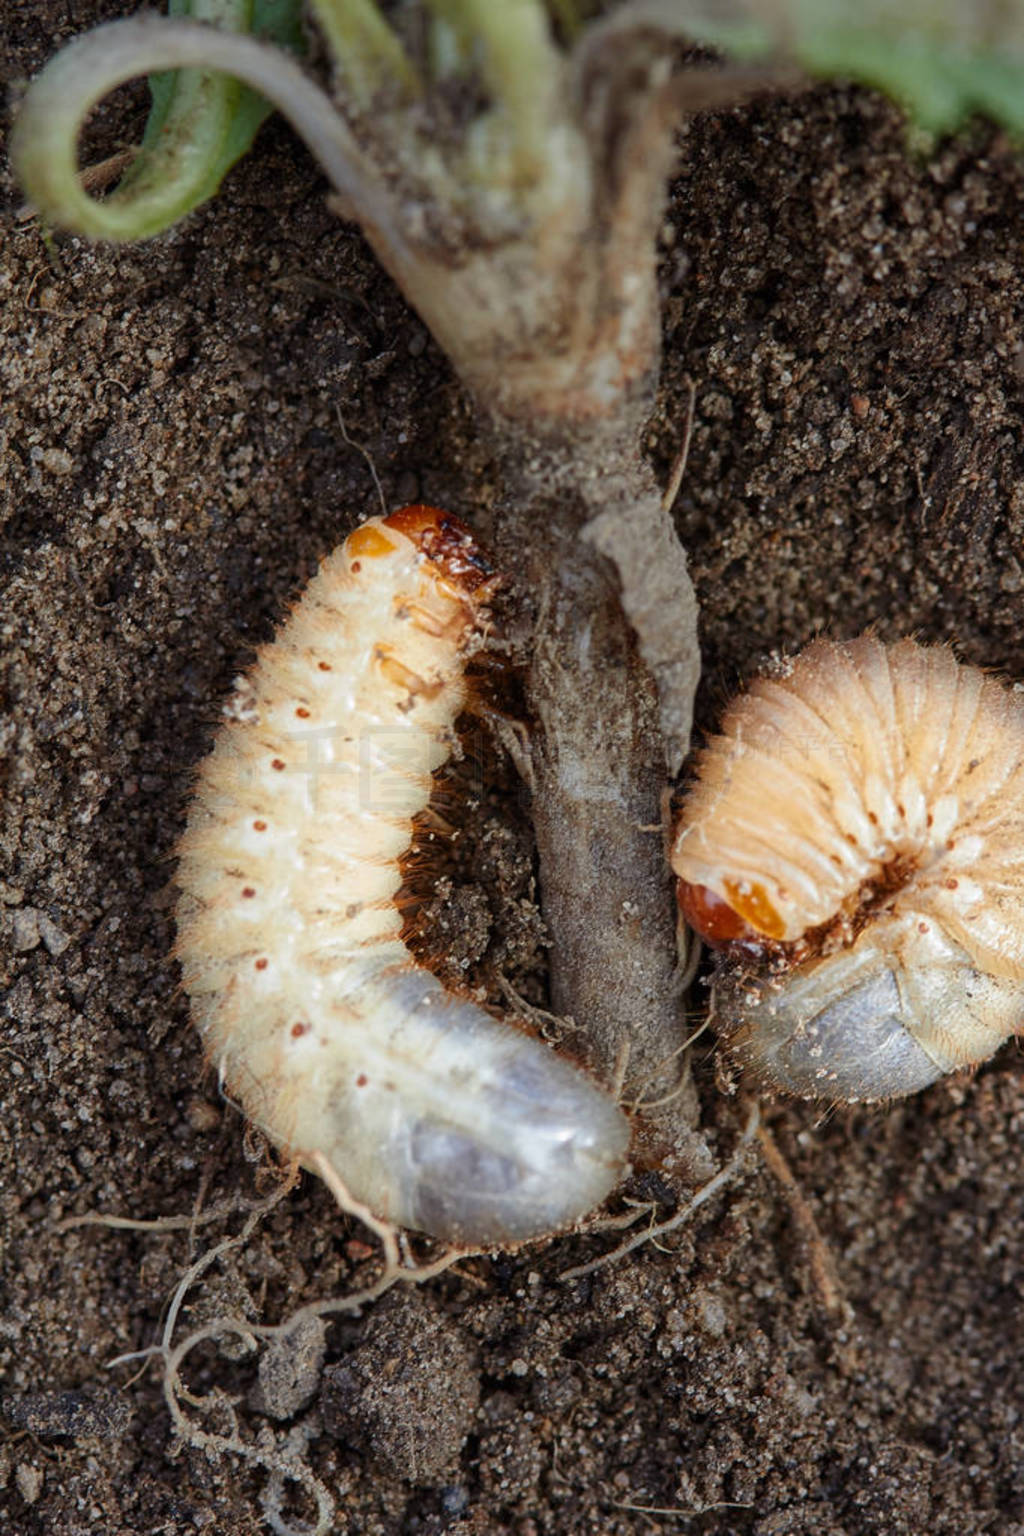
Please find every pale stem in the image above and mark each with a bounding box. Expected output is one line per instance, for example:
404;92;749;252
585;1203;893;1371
308;0;421;105
426;0;565;179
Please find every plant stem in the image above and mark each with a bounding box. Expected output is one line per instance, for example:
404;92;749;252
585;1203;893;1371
490;429;702;1153
14;1;255;241
427;0;564;180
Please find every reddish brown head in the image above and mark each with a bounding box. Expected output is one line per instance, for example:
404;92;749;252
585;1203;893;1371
384;505;495;597
676;877;786;949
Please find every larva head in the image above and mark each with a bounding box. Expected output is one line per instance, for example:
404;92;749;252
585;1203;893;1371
343;508;495;612
676;877;786;948
386;505;495;596
673;635;1024;1101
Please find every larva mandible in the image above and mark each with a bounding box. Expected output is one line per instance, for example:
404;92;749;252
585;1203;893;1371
175;506;630;1246
672;636;1024;1102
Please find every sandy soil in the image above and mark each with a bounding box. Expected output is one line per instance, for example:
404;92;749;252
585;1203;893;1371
4;5;1024;1534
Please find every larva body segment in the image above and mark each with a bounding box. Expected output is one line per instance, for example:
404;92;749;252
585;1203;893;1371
672;636;1024;1102
176;509;630;1245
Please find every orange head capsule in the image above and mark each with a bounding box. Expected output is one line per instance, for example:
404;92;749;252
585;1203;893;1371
672;636;1024;1102
676;879;762;947
383;505;495;596
677;876;787;947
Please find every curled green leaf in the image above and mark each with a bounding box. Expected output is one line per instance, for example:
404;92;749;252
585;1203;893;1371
13;0;303;243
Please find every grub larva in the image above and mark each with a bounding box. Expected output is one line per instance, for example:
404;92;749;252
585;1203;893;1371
672;636;1024;1101
174;507;629;1246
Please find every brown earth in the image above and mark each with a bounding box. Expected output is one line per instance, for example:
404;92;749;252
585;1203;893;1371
4;5;1024;1534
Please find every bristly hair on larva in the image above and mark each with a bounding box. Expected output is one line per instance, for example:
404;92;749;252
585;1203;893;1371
174;507;630;1247
672;635;1024;1103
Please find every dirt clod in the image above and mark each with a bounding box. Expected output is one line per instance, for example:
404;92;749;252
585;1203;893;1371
254;1316;328;1422
320;1293;480;1483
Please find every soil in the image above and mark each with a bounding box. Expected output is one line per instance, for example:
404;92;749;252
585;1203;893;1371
4;5;1024;1534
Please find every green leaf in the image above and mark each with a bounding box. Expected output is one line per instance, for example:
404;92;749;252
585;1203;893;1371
12;0;305;243
126;0;306;224
676;0;1024;138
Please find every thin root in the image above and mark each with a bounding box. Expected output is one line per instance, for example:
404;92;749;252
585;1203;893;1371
497;976;584;1043
661;374;697;515
335;404;386;518
610;1037;631;1103
558;1098;760;1281
622;1017;709;1115
54;1171;300;1237
756;1119;852;1328
96;1160;476;1536
583;1197;662;1235
674;927;703;995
